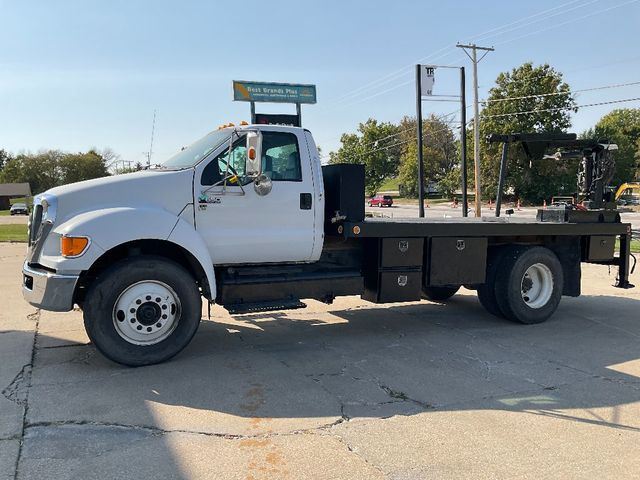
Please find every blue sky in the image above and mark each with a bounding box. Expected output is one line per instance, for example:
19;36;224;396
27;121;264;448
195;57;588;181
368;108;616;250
1;0;639;165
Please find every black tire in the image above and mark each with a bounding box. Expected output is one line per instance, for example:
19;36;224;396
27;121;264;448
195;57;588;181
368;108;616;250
83;256;202;366
422;285;460;302
494;246;563;324
476;246;523;318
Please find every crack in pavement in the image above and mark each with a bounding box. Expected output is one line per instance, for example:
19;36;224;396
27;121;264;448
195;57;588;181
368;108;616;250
12;309;39;480
1;365;31;407
23;417;349;441
329;431;387;478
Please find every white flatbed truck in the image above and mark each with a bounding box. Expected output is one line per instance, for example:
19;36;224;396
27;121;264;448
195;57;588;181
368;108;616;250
22;124;634;365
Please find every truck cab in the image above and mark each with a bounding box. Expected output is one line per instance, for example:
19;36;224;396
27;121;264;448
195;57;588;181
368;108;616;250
189;125;325;265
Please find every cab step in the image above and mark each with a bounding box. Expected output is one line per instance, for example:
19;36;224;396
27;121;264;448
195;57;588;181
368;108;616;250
224;300;307;315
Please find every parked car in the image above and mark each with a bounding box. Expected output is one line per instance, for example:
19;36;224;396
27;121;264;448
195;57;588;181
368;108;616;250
10;203;28;215
368;195;393;207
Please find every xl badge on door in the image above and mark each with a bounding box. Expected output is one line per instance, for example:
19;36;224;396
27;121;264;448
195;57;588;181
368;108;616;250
199;192;222;205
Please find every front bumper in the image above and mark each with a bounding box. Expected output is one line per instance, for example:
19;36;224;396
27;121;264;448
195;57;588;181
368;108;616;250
22;262;79;312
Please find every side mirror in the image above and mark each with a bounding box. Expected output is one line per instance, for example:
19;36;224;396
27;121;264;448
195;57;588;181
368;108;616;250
246;131;262;176
254;174;272;196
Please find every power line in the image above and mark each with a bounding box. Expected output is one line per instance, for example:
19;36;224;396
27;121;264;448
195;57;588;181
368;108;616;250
325;96;640;162
329;79;640;156
483;96;640;119
470;0;589;42
482;80;640;104
324;0;601;107
493;0;640;47
473;0;600;44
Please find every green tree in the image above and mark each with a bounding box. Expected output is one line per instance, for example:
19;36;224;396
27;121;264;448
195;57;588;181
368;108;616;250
592;108;640;183
0;149;111;194
397;115;457;197
635;138;640;179
59;150;109;184
329;119;402;196
0;149;11;172
0;150;64;194
480;62;577;203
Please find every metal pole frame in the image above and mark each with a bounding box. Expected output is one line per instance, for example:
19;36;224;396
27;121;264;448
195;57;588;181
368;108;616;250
296;103;302;127
495;141;509;217
460;67;468;217
416;65;425;218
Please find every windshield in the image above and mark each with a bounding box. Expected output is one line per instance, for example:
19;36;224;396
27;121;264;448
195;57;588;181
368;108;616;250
161;130;231;169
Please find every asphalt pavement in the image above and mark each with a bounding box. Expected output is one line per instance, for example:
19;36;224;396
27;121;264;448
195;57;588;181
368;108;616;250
1;243;639;479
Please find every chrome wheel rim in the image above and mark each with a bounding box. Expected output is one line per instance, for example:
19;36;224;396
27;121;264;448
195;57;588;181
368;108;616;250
113;281;181;345
521;263;553;309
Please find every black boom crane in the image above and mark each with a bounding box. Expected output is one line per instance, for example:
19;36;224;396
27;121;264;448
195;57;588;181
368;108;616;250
487;132;618;215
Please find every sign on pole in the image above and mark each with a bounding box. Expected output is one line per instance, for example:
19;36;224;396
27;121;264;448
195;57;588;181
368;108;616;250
233;80;317;104
420;66;436;96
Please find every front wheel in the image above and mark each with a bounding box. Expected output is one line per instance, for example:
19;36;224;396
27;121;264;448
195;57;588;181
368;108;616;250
494;247;563;324
83;256;202;366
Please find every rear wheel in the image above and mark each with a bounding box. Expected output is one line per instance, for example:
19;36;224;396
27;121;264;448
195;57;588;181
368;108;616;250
422;285;460;302
476;247;522;317
494;247;563;324
83;256;202;366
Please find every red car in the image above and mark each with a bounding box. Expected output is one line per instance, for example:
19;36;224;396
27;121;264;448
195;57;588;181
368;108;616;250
368;195;393;207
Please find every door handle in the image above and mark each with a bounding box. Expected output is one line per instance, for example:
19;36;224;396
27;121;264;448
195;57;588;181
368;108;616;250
300;193;312;210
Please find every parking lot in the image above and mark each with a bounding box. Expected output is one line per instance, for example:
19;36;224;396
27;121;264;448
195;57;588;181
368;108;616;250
1;242;639;479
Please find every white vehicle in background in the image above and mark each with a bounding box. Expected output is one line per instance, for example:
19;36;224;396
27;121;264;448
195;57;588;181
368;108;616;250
22;124;634;367
10;203;29;215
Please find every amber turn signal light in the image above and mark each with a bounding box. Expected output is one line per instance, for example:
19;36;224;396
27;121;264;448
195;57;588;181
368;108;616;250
61;236;89;257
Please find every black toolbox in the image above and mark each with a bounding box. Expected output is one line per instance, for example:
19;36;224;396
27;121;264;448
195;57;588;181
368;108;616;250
362;238;424;303
426;237;487;286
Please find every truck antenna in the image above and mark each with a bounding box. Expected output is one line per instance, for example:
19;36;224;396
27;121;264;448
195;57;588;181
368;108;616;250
146;109;157;167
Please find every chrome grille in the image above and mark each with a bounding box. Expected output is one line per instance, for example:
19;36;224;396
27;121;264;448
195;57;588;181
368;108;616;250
28;204;42;247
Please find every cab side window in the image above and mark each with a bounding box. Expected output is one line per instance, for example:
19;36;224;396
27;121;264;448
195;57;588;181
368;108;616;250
261;132;302;181
201;137;247;186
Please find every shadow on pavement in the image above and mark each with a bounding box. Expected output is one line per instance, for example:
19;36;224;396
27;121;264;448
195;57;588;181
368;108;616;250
11;293;640;478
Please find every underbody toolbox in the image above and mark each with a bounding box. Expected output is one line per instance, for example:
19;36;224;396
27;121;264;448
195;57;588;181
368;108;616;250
427;237;487;286
363;238;423;303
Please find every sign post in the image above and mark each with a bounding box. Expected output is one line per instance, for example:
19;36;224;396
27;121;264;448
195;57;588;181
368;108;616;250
416;65;437;218
415;65;467;218
416;66;426;218
233;80;317;127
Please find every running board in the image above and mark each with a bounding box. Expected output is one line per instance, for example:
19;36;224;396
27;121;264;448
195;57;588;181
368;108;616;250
224;300;307;315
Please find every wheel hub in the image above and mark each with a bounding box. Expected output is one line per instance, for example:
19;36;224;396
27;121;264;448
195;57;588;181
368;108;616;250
136;302;161;326
520;263;553;309
113;281;181;345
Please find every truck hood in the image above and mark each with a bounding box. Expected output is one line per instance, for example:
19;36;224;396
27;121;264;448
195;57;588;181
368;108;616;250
44;169;194;224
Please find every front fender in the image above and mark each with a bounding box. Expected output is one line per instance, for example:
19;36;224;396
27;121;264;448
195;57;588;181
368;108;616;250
40;207;180;272
39;206;217;300
167;218;216;300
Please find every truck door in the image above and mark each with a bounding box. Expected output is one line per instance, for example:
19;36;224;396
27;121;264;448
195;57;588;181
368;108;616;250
194;129;316;265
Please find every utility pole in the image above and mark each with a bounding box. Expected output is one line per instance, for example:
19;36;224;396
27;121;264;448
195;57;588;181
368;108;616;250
456;43;494;217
